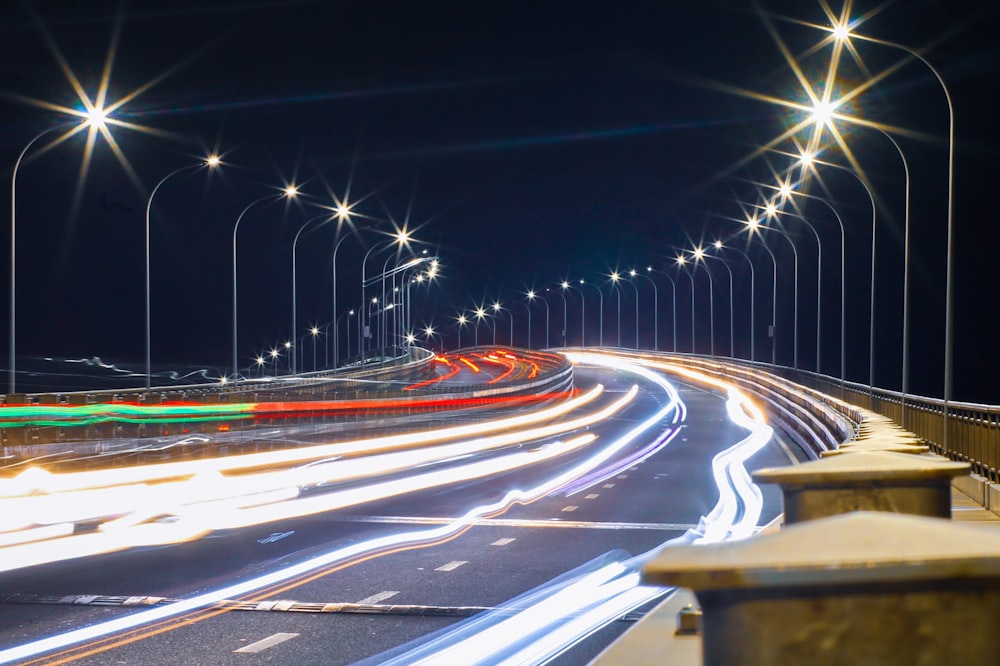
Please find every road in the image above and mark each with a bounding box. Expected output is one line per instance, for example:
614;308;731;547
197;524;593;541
0;350;807;665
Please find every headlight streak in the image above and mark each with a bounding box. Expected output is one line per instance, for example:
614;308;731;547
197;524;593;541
1;351;773;666
0;385;605;497
373;350;774;665
0;385;623;551
0;420;642;666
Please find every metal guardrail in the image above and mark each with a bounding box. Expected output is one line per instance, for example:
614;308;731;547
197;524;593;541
765;367;1000;483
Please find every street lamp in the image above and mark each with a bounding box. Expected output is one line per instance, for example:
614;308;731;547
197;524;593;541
577;279;603;347
291;213;334;375
309;325;320;372
647;266;677;352
699;244;735;358
608;272;623;348
762;196;824;374
829;20;955;423
231;185;299;380
10;118;103;393
674;255;696;353
711;242;753;362
743;215;779;366
759;204;801;369
631;269;657;351
688;248;716;357
326;202;354;369
799;150;876;390
456;313;468;349
473;306;488;346
770;180;847;384
144;155;221;389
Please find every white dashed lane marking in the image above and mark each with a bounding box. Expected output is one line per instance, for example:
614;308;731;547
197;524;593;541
585;494;599;499
435;560;468;572
603;483;615;489
491;538;517;546
356;591;399;605
561;505;578;512
617;475;628;479
234;632;299;654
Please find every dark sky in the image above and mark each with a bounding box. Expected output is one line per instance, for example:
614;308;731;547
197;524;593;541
2;0;999;401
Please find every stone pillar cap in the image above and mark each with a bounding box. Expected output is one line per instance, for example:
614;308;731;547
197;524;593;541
822;441;929;456
753;450;970;485
643;512;1000;592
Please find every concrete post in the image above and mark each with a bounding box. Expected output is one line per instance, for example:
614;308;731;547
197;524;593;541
753;450;970;523
643;511;1000;666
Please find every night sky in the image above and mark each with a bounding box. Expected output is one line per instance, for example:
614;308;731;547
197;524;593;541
1;0;999;401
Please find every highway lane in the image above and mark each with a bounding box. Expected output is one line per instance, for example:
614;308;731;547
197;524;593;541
0;352;805;665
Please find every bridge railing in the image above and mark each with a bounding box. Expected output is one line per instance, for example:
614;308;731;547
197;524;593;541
766;366;1000;483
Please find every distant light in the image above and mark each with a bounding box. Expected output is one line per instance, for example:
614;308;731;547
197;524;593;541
675;255;687;266
560;281;570;289
714;240;724;250
86;106;109;129
832;23;851;42
810;100;836;127
205;154;221;168
527;290;536;300
610;271;620;282
310;326;319;336
764;202;778;218
284;341;291;349
424;326;435;337
457;314;468;325
492;301;502;312
335;203;351;220
798;151;815;167
284;185;299;198
778;183;793;198
692;247;705;260
256;356;266;366
628;269;637;277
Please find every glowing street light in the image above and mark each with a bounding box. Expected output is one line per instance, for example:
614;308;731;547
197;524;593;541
455;313;468;349
473;306;488;347
674;254;697;353
144;155;221;389
9;114;112;393
231;186;299;380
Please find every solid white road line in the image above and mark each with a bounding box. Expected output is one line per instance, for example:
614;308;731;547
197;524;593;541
233;632;299;654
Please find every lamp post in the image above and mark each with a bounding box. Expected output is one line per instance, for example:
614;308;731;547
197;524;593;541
799;151;877;390
744;216;779;366
10;118;99;394
291;213;332;375
631;269;657;351
611;271;639;349
491;300;511;346
326;204;354;368
688;248;717;357
758;209;800;370
830;22;954;436
473;306;488;346
649;267;677;353
577;279;603;347
765;198;824;374
608;273;623;348
674;256;696;353
712;242;752;362
456;313;468;349
558;281;577;347
232;185;298;380
308;325;320;372
699;244;735;358
144;155;221;389
524;291;538;349
773;182;847;384
359;233;409;357
535;290;552;348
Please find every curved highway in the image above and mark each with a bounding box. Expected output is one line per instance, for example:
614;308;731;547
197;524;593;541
0;350;807;665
